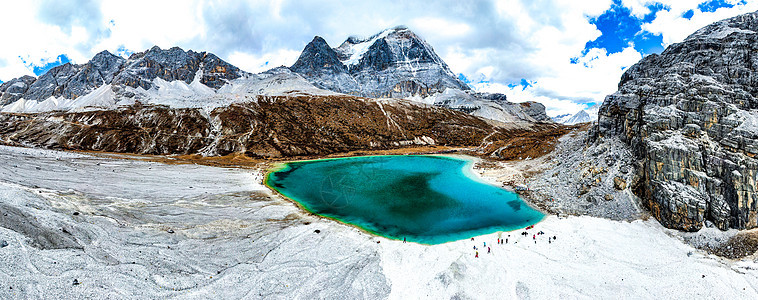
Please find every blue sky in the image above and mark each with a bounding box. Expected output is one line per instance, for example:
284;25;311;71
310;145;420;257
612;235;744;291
21;54;71;76
584;0;667;56
0;0;755;116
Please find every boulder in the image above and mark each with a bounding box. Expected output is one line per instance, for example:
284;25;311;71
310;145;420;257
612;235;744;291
614;177;627;190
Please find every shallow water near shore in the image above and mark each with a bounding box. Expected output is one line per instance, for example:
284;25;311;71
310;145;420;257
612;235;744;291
267;155;544;244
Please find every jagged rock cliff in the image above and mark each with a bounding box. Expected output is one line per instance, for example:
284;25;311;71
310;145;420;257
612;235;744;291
0;75;36;106
112;46;245;91
289;36;360;94
0;95;564;158
596;11;758;231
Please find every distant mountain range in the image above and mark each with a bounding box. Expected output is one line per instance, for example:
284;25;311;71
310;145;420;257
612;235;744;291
0;26;550;124
0;47;245;106
552;105;599;125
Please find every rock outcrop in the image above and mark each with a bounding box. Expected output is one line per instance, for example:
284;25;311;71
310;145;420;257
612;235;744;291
595;11;758;231
113;46;245;91
17;51;125;101
0;75;36;106
289;36;360;93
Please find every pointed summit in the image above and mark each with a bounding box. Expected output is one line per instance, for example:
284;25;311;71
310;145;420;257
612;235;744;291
87;50;126;83
291;26;469;98
112;46;244;90
290;36;360;94
291;36;348;75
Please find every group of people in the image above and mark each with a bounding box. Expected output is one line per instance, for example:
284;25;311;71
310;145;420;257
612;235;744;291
473;227;556;257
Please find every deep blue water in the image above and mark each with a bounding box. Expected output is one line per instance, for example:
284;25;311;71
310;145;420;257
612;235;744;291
266;155;544;244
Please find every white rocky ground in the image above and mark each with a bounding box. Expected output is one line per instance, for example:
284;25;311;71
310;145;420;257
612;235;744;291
1;145;757;299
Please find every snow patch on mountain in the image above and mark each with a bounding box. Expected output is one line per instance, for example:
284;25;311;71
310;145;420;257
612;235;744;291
554;105;599;125
336;29;394;67
418;88;547;123
2;68;335;113
2;84;117;113
219;68;338;97
551;113;571;123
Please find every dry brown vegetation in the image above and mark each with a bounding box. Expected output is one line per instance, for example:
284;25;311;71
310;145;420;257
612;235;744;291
0;94;576;163
714;229;758;259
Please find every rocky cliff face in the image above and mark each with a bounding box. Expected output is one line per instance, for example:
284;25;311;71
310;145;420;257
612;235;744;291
0;95;564;158
113;46;245;91
289;36;360;93
596;11;758;231
12;51;125;101
0;75;36;106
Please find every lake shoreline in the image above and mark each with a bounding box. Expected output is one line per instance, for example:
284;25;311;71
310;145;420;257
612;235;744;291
264;154;545;244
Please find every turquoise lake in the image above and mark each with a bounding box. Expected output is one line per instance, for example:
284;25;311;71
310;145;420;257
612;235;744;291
266;155;544;244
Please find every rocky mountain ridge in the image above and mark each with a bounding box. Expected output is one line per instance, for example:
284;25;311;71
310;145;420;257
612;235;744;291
595;11;758;231
0;46;247;109
291;26;469;98
290;26;549;123
1;28;550;124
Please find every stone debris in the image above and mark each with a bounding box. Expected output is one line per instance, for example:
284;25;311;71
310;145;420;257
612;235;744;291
613;177;627;190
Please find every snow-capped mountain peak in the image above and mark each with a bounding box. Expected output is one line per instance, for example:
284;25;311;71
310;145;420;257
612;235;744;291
290;25;469;98
0;46;336;113
335;27;396;66
554;105;599;125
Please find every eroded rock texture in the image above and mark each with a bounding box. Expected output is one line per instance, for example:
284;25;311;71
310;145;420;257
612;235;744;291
596;12;758;230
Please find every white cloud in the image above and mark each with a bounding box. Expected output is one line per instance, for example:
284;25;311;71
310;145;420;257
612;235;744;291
409;18;472;39
1;0;757;118
642;0;758;46
621;0;664;18
227;49;301;73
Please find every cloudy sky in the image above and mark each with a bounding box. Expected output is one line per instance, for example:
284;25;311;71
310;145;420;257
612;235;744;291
0;0;756;116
